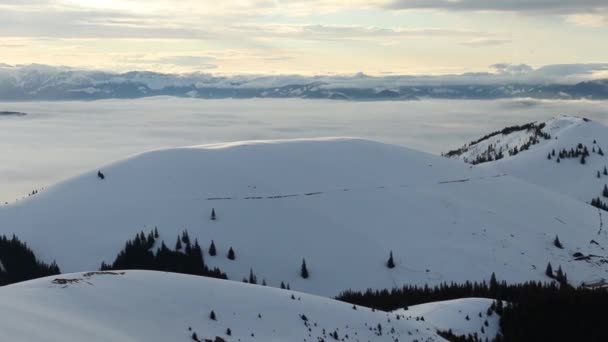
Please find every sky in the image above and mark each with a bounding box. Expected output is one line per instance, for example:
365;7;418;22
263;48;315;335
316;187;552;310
0;0;608;74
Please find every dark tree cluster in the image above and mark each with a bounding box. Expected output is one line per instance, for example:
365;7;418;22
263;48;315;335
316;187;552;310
0;234;60;285
444;122;551;164
337;275;608;341
100;229;227;279
591;197;608;211
553;143;595;165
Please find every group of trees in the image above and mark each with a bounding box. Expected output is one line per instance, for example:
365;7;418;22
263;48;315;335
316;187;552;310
444;122;551;164
336;275;608;341
0;234;60;285
100;229;227;279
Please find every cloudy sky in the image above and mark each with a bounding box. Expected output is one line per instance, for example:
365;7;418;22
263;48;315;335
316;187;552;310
1;0;608;74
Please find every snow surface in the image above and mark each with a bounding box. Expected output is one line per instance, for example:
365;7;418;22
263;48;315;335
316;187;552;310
0;137;606;296
0;270;444;342
397;298;500;340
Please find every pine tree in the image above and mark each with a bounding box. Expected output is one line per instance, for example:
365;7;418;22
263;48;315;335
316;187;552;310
604;166;608;175
386;251;395;269
191;332;198;341
599;147;605;156
211;208;216;221
545;262;553;278
604;184;608;198
547;153;551;160
209;310;216;320
226;328;231;336
154;227;159;238
581;155;586;164
227;247;235;260
175;237;182;250
300;258;309;279
554;235;563;249
209;240;216;256
280;281;285;289
598;171;601;178
248;268;257;284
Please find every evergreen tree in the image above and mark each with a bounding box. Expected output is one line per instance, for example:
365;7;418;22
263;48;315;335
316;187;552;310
175;237;182;250
386;251;396;269
547;153;551;160
209;240;217;256
599;147;605;156
604;166;608;175
154;227;159;238
211;208;216;221
248;268;257;284
226;328;231;336
598;171;601;178
604;185;608;198
209;310;216;320
545;262;553;278
227;247;235;260
581;155;586;164
554;235;563;249
300;258;309;279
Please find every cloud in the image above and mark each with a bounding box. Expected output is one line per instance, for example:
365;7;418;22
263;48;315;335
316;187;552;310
566;13;608;27
385;0;608;14
461;38;512;47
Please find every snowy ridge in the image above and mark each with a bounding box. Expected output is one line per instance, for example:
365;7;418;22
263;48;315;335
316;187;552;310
0;270;444;342
447;116;608;205
1;137;607;296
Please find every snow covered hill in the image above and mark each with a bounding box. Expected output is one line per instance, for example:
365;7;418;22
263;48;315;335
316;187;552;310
0;270;444;342
0;137;606;296
445;116;608;206
399;298;500;341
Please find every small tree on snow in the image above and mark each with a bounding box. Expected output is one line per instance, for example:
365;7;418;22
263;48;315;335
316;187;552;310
545;262;554;278
227;247;235;260
554;235;563;249
211;208;216;221
209;240;217;256
386;251;396;269
300;258;309;279
603;184;608;198
209;310;217;320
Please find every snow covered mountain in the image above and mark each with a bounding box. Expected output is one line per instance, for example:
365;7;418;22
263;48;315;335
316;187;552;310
0;137;605;296
1;64;607;101
445;116;608;207
0;270;445;342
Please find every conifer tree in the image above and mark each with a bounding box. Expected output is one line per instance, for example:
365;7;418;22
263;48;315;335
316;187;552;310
386;251;396;269
154;227;159;238
300;258;309;279
209;310;216;320
604;166;608;175
599;147;605;156
598;171;601;178
211;208;216;221
248;268;257;284
226;328;231;336
175;237;182;250
227;247;235;260
554;235;563;249
209;240;217;256
604;185;608;198
545;262;553;278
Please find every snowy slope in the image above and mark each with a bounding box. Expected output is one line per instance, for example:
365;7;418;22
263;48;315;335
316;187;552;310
447;116;608;204
0;270;443;342
398;298;500;340
0;138;606;296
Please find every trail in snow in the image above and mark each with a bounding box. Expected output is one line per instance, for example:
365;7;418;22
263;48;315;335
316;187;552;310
203;174;509;202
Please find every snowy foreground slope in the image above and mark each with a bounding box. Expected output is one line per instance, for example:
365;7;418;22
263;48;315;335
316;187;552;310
1;138;607;295
447;116;608;205
0;270;444;342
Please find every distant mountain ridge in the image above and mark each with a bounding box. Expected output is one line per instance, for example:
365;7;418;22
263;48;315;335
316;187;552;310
1;65;607;101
